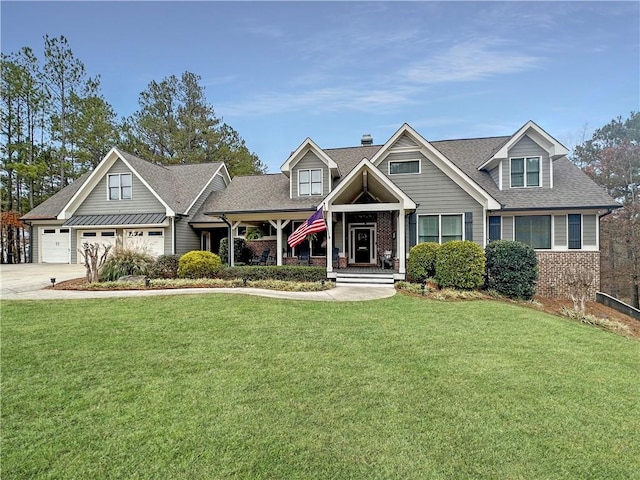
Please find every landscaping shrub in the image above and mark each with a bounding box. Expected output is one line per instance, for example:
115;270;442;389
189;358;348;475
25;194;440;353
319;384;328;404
407;242;440;282
217;265;326;282
219;237;252;264
99;247;155;282
178;251;222;279
485;240;538;300
435;240;485;290
149;254;180;279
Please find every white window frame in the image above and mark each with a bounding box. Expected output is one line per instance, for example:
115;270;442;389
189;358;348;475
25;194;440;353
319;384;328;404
298;169;323;196
417;214;464;244
108;173;132;200
388;159;421;175
510;156;541;188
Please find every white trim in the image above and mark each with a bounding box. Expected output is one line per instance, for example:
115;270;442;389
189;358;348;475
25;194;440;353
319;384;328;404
498;160;503;190
322;157;416;211
416;213;464;244
107;172;132;201
280;137;339;178
58;148;175;219
478;120;569;171
370;123;500;210
509;156;541;188
39;226;71;263
388;158;421;175
184;163;231;215
549;155;554;188
297;168;323;196
348;224;377;264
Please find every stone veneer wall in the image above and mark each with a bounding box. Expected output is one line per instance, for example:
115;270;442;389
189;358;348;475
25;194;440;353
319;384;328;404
536;251;600;299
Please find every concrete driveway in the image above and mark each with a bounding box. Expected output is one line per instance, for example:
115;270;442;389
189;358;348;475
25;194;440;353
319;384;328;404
0;263;396;302
1;263;87;298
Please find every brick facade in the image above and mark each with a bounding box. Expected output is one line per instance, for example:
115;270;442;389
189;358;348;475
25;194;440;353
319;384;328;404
536;251;600;299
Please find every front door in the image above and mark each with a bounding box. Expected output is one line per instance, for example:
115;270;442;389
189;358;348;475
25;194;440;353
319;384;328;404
349;226;375;264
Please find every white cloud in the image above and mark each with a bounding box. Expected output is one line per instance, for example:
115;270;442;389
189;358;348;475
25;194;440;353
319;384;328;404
404;39;541;85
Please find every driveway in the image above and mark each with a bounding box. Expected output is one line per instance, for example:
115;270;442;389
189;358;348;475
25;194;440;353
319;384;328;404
0;263;396;302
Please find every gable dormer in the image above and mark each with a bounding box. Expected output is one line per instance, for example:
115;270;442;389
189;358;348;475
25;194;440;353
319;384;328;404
280;138;339;198
479;121;569;191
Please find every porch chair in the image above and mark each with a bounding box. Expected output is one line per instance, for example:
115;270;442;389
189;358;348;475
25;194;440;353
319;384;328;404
250;248;270;266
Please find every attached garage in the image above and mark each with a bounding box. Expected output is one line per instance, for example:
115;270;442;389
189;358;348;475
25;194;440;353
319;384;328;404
40;227;70;263
77;230;117;264
124;229;165;257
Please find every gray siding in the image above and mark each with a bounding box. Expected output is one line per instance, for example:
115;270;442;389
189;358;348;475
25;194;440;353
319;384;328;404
292;151;329;197
489;165;500;187
391;134;418;149
506;135;551;188
175;217;199;254
502;216;514;241
381;150;484;245
554;215;567;247
75;159;165;215
583;214;597;246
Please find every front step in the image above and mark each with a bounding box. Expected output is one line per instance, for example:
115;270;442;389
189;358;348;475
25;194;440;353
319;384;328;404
335;272;395;286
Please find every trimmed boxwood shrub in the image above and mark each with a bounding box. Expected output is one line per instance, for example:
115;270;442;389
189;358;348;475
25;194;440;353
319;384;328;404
219;237;252;264
100;247;155;282
435;240;485;290
407;242;440;282
217;265;326;282
485;240;538;300
178;251;222;279
149;254;180;279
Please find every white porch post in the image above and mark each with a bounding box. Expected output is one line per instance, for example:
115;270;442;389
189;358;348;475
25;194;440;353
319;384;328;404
398;209;406;274
230;221;241;266
326;207;333;273
269;219;290;266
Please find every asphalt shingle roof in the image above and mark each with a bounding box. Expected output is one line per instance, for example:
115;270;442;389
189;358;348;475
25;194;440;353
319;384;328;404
21;172;91;220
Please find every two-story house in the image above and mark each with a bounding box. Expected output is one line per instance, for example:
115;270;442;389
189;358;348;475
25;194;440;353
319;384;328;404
22;121;618;298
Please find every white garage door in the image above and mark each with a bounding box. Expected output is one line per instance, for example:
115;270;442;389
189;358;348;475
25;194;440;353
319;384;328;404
41;228;70;263
78;230;117;264
124;229;164;257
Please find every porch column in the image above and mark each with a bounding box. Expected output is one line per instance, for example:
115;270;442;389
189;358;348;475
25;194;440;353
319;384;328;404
230;221;241;266
269;219;290;266
326;208;333;273
398;209;406;274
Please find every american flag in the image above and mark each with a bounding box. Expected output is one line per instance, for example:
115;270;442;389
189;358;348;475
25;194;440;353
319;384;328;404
288;208;326;248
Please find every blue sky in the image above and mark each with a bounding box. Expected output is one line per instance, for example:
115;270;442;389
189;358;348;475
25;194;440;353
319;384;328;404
2;1;638;173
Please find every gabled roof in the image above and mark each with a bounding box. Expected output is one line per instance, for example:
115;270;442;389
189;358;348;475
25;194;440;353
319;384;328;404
478;120;569;171
280;138;339;178
21;172;91;221
50;148;224;220
370;123;502;210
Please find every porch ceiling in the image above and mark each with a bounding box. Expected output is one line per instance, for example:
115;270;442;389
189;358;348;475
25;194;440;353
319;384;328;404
329;167;400;205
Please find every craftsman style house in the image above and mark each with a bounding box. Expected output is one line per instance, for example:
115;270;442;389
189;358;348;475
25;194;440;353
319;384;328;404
22;121;618;297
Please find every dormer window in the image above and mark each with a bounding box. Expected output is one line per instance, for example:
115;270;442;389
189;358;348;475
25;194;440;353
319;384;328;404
510;157;540;187
108;173;132;200
299;169;322;195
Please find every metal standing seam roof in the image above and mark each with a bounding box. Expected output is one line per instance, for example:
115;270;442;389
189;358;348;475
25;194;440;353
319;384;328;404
63;213;167;227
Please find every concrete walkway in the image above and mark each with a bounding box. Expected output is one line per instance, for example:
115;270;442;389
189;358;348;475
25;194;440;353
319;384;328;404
0;264;396;302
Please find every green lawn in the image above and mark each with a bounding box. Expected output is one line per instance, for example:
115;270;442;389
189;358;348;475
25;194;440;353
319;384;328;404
2;294;638;479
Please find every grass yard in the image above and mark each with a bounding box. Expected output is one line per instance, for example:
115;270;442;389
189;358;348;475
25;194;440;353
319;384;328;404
2;294;639;479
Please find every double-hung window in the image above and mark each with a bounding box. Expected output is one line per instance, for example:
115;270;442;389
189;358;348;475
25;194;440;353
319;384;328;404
418;214;463;244
299;169;322;195
510;157;540;187
108;173;132;200
515;215;551;249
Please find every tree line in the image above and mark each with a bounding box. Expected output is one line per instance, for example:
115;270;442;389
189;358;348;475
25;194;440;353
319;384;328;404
1;35;266;263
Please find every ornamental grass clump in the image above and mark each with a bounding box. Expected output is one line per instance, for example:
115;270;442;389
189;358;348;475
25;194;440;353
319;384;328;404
99;247;155;282
407;242;440;282
485;240;538;300
435;240;485;290
178;250;222;279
